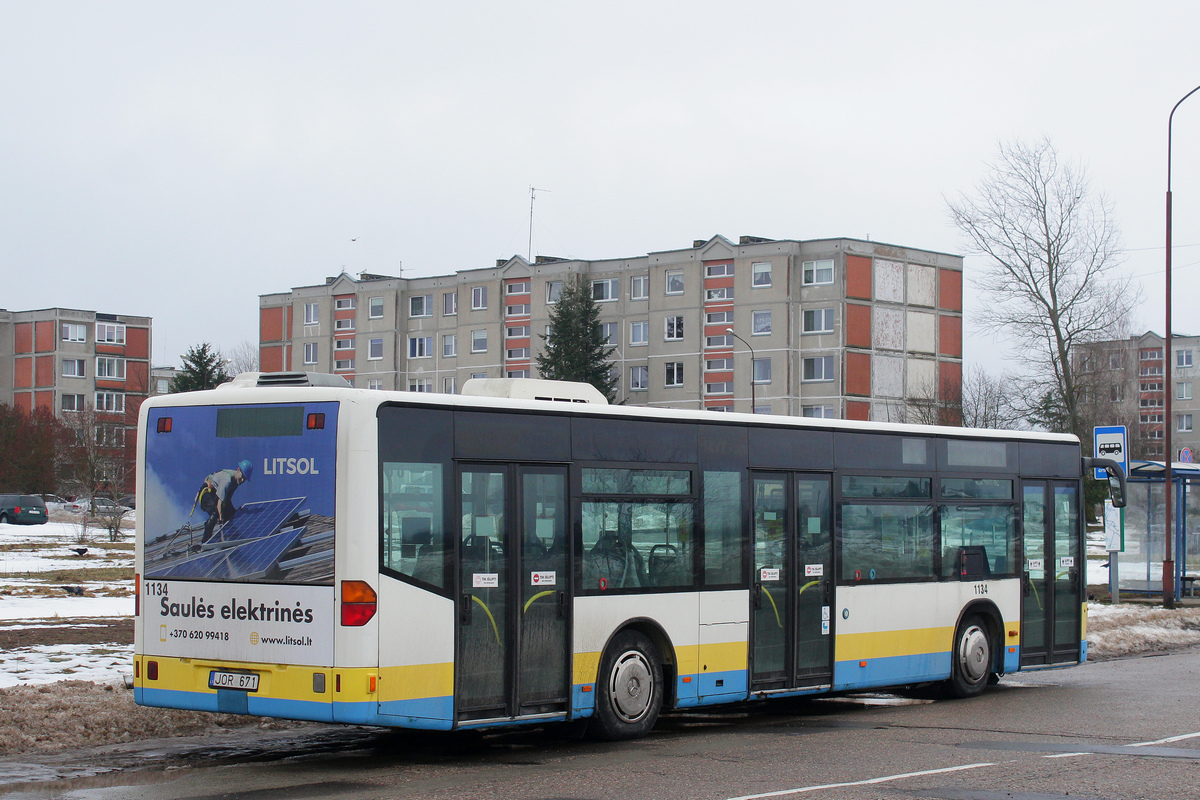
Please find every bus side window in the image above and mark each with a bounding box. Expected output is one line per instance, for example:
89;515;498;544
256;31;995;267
703;471;743;585
383;461;447;590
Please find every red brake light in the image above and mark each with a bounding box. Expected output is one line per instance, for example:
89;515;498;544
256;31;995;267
340;580;376;626
134;573;140;616
147;660;159;681
157;417;172;433
307;413;325;430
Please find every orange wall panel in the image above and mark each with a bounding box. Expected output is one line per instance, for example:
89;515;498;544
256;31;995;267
34;391;54;412
126;361;149;392
261;345;284;373
126;327;150;358
845;351;871;396
14;393;32;413
14;357;33;388
939;360;963;398
939;314;963;358
260;307;285;342
939;269;963;311
34;321;56;352
845;303;872;348
846;255;872;300
845;400;870;421
14;322;33;353
35;356;54;387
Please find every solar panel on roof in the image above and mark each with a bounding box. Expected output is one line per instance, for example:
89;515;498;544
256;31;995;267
208;497;306;545
225;528;305;579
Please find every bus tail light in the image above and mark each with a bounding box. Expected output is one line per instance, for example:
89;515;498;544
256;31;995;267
134;573;140;616
147;660;158;681
341;580;377;626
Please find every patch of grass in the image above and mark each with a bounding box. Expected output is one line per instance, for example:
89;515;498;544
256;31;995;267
33;567;133;583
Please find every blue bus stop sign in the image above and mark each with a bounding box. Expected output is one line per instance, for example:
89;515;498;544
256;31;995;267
1093;425;1128;480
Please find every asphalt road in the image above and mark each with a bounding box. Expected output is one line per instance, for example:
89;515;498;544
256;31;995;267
3;649;1198;800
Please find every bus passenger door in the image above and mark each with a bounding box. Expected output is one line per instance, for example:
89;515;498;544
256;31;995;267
456;465;570;723
1020;481;1082;665
750;472;833;691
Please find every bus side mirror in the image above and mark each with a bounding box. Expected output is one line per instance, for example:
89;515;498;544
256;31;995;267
1084;457;1127;509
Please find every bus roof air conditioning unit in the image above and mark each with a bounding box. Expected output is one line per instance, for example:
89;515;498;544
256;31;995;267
460;378;607;404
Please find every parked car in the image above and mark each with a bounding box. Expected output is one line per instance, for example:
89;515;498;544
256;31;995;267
0;494;49;525
66;496;131;515
116;495;136;509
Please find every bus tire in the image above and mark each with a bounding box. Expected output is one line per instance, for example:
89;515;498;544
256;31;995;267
590;630;663;741
946;615;992;698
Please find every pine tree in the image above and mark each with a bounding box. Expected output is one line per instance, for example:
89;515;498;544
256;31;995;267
170;343;233;393
536;275;618;400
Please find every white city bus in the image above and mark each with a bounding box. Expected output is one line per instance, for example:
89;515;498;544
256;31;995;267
133;374;1124;740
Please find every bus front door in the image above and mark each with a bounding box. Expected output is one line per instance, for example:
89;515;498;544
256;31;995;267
1020;481;1082;666
456;465;571;723
750;472;833;691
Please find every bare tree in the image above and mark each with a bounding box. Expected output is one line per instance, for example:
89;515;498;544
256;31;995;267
903;372;965;427
960;366;1025;430
223;340;260;375
948;138;1141;441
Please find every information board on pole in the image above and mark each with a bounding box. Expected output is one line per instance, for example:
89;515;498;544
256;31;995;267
1094;425;1128;481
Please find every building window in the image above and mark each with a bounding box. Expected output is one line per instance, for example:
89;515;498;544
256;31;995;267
706;286;733;302
506;303;531;317
546;281;562;304
601;322;618;345
368;379;384;390
96;323;126;344
665;362;684;387
1180;349;1194;368
408;336;432;358
471;372;488;380
1110;385;1124;402
443;377;457;394
335;318;355;331
507;369;530;379
507;325;530;338
753;358;772;384
335;359;355;371
334;338;354;350
507;347;530;359
409;379;433;393
706;311;733;324
1141;365;1164;377
1141;349;1163;360
665;271;684;295
304;303;319;325
472;286;487;310
1141;382;1163;391
443;334;457;357
705;382;733;395
592;278;619;302
803;355;834;382
630;320;649;345
95;392;125;413
507;280;530;295
709;406;730;413
62;394;85;412
803;308;835;333
335;297;356;310
706;263;734;277
96;357;125;380
61;323;86;342
631;275;649;300
1140;397;1165;408
1181;414;1194;432
752;310;771;335
62;359;86;378
471;330;488;353
802;405;836;418
303;343;318;364
444;292;458;316
706;335;733;349
665;316;684;341
631;366;648;390
368;338;384;360
802;259;834;285
1180;382;1193;401
1109;352;1123;370
368;297;384;319
706;358;733;371
155;378;169;393
752;262;772;287
410;295;432;317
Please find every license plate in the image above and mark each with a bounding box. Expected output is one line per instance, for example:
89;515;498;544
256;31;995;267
209;670;259;691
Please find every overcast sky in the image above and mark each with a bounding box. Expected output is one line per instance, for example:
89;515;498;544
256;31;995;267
3;2;1200;372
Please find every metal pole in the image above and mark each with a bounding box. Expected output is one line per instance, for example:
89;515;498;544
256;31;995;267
1165;85;1200;607
727;327;756;412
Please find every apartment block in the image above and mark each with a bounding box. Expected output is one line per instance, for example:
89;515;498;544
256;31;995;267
259;236;964;421
0;307;153;452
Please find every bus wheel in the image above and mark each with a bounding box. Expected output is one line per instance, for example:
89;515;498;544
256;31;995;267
591;630;663;740
946;616;992;698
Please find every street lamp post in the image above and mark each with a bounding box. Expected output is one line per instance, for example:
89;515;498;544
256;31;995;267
1164;84;1200;609
726;327;756;413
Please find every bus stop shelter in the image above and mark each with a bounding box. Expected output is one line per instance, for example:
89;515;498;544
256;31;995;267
1118;460;1200;599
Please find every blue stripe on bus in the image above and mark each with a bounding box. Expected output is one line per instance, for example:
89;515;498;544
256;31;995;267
1004;645;1020;673
833;651;950;691
136;687;335;723
375;695;454;725
572;685;596;716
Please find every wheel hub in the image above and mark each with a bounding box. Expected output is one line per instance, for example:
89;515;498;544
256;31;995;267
610;650;653;722
959;625;990;683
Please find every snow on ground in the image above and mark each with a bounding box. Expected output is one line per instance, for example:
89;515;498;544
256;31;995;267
0;644;132;688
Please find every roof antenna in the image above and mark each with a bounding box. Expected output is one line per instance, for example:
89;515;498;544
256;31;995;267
529;186;550;262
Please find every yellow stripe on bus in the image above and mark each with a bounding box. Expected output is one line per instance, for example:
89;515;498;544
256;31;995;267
378;663;454;700
572;639;748;687
836;627;955;660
